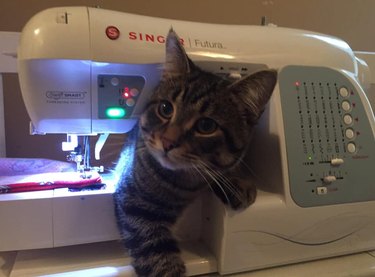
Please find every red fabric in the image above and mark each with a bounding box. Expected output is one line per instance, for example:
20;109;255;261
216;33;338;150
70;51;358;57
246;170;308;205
0;172;102;194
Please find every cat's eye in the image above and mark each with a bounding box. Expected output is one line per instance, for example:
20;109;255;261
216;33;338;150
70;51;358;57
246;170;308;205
195;118;218;135
157;100;174;119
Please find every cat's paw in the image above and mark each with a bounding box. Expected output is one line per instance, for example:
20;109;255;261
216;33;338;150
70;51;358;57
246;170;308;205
134;254;186;277
228;178;257;210
154;255;186;277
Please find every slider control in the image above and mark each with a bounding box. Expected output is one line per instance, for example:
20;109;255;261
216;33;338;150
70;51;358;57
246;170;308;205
331;158;344;166
323;175;337;184
228;73;242;79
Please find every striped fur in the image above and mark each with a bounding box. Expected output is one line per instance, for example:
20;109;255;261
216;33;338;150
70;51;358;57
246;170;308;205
114;29;277;276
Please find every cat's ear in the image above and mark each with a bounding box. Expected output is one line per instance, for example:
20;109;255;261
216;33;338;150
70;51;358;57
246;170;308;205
164;29;192;78
229;69;277;123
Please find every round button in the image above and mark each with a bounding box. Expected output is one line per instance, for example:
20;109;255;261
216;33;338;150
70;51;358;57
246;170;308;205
345;128;355;139
347;142;356;153
106;26;120;40
343;114;353;125
111;77;119;86
342;101;351;111
126;98;135;107
130;88;140;97
339;87;349;97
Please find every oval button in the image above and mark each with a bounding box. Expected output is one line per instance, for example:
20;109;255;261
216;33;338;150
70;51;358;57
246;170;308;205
345;128;355;139
343;114;353;125
347;142;356;153
339;87;349;97
130;88;140;97
126;98;135;107
110;77;119;86
342;101;351;112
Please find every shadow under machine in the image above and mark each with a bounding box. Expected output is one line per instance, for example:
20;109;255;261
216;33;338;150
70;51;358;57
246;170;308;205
1;6;375;276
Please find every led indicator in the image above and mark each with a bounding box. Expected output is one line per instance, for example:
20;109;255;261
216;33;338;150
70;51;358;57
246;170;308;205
295;81;300;87
121;87;131;99
106;107;126;118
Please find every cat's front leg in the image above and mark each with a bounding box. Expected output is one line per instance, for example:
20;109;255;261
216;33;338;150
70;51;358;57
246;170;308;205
117;202;186;276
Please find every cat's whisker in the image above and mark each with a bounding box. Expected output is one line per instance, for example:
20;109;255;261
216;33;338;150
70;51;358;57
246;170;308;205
195;160;244;205
191;164;211;189
185;164;200;180
236;157;266;188
200;161;245;203
192;163;232;205
236;156;255;175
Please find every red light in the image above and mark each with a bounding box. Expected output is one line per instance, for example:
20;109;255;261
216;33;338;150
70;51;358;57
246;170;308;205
121;87;131;99
295;81;300;87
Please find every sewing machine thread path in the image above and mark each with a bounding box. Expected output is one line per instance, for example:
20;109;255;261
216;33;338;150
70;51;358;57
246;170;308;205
2;6;375;276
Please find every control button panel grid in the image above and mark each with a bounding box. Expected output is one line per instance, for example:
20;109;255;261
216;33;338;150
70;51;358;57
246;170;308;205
279;66;375;207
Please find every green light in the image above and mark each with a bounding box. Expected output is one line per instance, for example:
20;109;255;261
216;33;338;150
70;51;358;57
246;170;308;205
308;156;312;160
106;107;126;118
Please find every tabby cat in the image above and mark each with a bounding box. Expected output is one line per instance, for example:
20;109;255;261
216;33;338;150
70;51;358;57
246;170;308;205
114;29;277;277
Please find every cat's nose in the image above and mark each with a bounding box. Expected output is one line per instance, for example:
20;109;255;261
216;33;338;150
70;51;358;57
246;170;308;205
161;137;178;152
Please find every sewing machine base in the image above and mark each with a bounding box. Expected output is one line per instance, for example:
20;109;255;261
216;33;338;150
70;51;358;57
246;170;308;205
2;184;375;276
3;241;375;276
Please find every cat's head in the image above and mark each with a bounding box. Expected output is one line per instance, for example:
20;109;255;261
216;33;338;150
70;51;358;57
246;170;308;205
140;30;277;171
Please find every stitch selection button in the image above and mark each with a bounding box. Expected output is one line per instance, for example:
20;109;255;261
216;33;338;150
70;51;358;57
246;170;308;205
345;128;355;139
343;114;353;125
342;101;351;111
347;142;356;153
339;87;349;97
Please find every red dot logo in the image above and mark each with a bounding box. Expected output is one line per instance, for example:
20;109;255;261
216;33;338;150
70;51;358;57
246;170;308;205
106;26;120;40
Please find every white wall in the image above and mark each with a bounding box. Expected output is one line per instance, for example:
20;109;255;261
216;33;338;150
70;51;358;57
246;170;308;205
0;75;5;157
0;31;19;157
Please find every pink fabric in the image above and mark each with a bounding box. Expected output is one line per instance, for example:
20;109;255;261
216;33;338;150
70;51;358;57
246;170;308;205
0;158;75;176
0;171;102;194
0;158;101;193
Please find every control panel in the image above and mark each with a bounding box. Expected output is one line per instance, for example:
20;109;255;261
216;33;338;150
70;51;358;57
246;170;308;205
97;75;145;119
279;66;375;207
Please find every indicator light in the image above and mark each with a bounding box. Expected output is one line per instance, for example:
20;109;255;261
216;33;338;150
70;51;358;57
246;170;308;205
106;107;126;118
295;81;300;87
121;87;131;99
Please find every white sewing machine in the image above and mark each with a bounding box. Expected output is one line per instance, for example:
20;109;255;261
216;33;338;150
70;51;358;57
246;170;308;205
1;6;375;276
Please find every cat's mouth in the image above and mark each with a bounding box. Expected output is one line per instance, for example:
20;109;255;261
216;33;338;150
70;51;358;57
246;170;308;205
159;153;180;170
